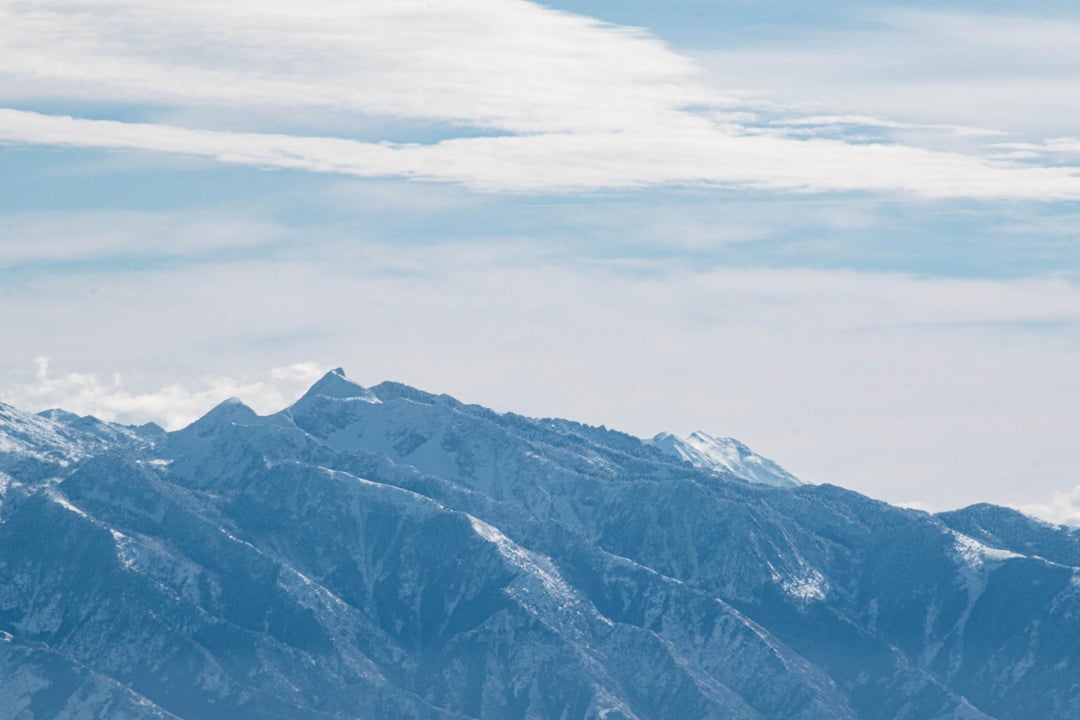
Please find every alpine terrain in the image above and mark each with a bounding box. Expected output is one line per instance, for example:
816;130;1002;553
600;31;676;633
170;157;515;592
1;368;1077;720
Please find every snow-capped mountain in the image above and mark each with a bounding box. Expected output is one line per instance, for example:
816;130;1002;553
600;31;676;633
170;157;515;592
1;368;1077;720
649;431;801;488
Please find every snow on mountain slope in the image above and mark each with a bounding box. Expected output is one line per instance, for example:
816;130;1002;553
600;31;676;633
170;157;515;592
650;431;801;488
0;368;1077;720
0;402;156;473
0;402;86;462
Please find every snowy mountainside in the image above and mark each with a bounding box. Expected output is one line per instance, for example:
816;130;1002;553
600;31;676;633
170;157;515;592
0;368;1077;720
0;403;87;463
649;431;801;488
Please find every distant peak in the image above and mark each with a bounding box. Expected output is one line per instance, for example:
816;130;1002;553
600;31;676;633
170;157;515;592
36;408;84;424
171;396;260;436
132;421;166;437
204;397;257;420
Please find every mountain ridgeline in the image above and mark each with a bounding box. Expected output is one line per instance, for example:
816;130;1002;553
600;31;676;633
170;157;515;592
0;368;1077;720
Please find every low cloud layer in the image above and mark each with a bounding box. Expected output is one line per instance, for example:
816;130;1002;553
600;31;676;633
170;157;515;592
7;358;330;430
1016;486;1080;528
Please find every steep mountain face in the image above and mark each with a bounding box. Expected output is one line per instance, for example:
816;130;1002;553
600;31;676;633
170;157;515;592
1;369;1077;720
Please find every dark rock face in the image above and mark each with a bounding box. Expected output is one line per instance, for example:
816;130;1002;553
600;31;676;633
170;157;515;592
0;371;1076;719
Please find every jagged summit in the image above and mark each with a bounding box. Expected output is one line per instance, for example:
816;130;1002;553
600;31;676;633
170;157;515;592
36;409;165;438
2;401;154;469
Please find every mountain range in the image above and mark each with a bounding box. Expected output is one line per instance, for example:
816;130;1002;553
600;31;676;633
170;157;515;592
1;368;1077;720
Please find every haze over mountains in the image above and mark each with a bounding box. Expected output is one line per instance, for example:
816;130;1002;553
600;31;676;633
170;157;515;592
1;368;1078;720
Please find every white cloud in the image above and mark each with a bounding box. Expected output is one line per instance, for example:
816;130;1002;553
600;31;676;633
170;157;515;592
894;500;936;514
8;358;330;429
1015;487;1080;528
2;2;1080;197
0;0;703;134
990;137;1080;165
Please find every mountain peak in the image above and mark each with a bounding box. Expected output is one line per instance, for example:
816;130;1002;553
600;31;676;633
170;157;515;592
295;367;380;405
198;396;258;425
36;408;84;424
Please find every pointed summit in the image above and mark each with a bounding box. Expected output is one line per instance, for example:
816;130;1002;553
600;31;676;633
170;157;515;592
187;397;259;430
295;367;380;405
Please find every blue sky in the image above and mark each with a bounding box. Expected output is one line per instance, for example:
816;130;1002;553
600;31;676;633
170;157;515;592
2;0;1080;521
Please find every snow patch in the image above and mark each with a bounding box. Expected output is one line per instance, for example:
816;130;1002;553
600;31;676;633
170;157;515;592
949;530;1022;596
951;531;1022;569
218;526;260;552
776;569;827;602
278;565;350;613
109;529;138;570
469;515;613;630
45;488;89;518
469;516;575;605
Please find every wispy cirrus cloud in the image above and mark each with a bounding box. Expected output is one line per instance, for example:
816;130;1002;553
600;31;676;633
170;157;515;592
5;107;1080;197
694;9;1080;138
2;1;1080;197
